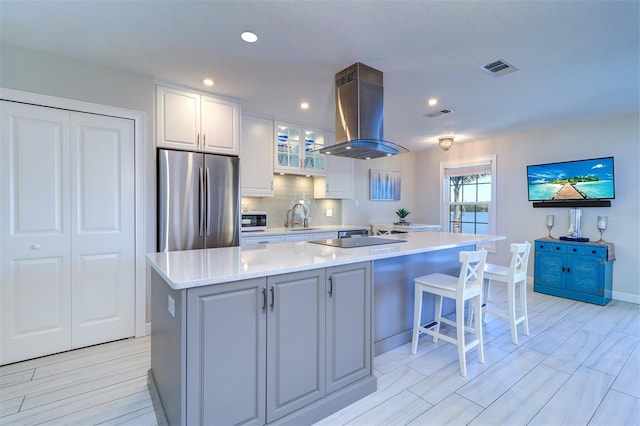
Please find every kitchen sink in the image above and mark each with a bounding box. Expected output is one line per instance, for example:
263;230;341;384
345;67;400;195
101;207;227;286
288;227;318;231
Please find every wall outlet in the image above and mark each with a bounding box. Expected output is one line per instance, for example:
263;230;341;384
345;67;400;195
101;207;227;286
325;208;333;217
168;295;175;318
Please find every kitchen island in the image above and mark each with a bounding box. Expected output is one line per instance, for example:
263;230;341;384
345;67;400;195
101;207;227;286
147;232;503;426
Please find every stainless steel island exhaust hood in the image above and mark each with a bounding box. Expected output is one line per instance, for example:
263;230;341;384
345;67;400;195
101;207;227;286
318;62;408;160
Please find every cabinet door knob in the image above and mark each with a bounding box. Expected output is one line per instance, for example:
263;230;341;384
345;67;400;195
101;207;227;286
30;243;41;250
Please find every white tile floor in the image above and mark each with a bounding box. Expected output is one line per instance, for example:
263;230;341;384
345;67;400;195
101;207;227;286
1;284;638;425
316;286;640;426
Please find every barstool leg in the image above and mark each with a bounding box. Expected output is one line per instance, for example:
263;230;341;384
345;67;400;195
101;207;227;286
475;294;484;364
433;295;443;343
508;280;518;344
520;280;530;336
456;297;467;377
411;285;422;354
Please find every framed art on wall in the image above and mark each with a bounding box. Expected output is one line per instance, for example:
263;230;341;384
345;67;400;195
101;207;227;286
370;169;401;201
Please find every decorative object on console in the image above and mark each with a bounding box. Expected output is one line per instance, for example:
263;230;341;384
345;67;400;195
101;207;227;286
561;208;589;241
395;208;411;224
438;136;455;152
370;169;401;201
596;215;608;242
546;214;555;239
567;208;582;238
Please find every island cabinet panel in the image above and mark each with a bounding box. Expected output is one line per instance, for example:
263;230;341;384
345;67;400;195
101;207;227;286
326;263;371;393
534;239;613;305
186;278;267;426
266;269;326;422
149;262;376;426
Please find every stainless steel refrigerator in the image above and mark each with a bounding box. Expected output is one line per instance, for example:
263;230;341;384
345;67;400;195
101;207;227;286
158;149;240;251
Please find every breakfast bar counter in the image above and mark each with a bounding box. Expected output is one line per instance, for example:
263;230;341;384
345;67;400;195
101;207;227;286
147;231;501;290
147;232;503;426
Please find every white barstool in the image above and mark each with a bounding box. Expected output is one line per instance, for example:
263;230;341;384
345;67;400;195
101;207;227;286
411;249;487;377
372;224;393;235
472;242;531;344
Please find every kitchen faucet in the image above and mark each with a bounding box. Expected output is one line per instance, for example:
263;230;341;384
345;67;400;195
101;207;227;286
286;203;309;228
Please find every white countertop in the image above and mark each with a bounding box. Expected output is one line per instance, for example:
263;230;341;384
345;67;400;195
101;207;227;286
241;224;370;237
147;232;504;290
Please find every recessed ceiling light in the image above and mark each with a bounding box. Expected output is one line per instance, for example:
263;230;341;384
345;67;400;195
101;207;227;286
203;78;214;86
300;102;309;110
428;98;438;106
241;31;258;43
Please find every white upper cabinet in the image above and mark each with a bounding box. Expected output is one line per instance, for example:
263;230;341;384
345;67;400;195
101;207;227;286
241;115;274;197
157;85;240;155
274;122;325;176
314;132;354;199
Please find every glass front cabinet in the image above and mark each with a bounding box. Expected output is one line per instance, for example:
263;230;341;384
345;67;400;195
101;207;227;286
275;122;325;175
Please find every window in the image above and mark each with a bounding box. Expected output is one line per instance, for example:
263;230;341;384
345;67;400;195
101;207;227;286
440;156;496;251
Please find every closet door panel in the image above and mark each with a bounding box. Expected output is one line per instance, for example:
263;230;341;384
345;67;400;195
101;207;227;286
70;112;135;347
0;101;72;365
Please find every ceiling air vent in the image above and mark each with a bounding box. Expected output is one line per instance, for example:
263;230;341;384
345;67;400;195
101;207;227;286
479;58;520;77
425;108;454;118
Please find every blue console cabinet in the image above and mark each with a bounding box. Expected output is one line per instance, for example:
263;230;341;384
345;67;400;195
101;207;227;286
534;239;613;305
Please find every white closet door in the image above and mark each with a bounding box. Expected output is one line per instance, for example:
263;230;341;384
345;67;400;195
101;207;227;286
70;112;135;347
0;101;72;365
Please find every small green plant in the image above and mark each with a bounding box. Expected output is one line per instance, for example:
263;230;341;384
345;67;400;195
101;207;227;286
395;208;410;219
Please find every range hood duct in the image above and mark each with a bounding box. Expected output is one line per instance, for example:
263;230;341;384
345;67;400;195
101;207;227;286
318;62;408;160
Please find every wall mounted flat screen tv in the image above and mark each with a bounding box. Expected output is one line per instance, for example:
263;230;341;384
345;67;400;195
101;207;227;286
527;156;615;202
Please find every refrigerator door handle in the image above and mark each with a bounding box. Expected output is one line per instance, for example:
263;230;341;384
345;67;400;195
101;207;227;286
199;167;205;237
206;167;212;236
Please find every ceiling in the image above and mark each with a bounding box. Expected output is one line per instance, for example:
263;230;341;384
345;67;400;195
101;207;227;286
1;1;638;152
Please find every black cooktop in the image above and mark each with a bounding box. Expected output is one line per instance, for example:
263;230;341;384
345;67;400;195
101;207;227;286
309;236;406;248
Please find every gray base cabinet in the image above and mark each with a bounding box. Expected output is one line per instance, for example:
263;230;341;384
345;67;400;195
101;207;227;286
326;263;371;393
267;269;326;421
150;261;374;426
186;278;266;426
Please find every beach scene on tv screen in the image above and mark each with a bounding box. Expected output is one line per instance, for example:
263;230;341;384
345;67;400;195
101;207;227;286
527;158;615;201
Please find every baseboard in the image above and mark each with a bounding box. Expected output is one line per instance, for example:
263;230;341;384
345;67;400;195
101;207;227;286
612;291;640;304
145;322;152;336
147;369;169;426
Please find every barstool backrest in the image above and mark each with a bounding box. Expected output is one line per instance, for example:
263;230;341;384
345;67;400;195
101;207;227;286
509;241;531;283
458;249;487;298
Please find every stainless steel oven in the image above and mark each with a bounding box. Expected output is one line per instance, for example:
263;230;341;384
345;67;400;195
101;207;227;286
241;211;268;231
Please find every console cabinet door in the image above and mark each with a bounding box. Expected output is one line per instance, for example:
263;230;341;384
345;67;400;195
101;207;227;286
186;278;266;426
266;269;326;422
566;255;604;296
326;262;371;393
534;244;566;289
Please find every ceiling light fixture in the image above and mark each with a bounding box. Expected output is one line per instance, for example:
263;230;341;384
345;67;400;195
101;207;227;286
438;136;455;152
428;98;438;106
300;102;309;110
203;78;214;86
241;31;258;43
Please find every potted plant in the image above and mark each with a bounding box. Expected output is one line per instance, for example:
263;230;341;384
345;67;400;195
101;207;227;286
395;208;411;223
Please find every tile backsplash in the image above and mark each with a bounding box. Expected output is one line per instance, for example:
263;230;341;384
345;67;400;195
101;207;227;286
242;175;342;228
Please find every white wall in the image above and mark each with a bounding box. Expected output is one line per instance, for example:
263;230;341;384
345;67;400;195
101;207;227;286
413;115;639;302
342;153;417;226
